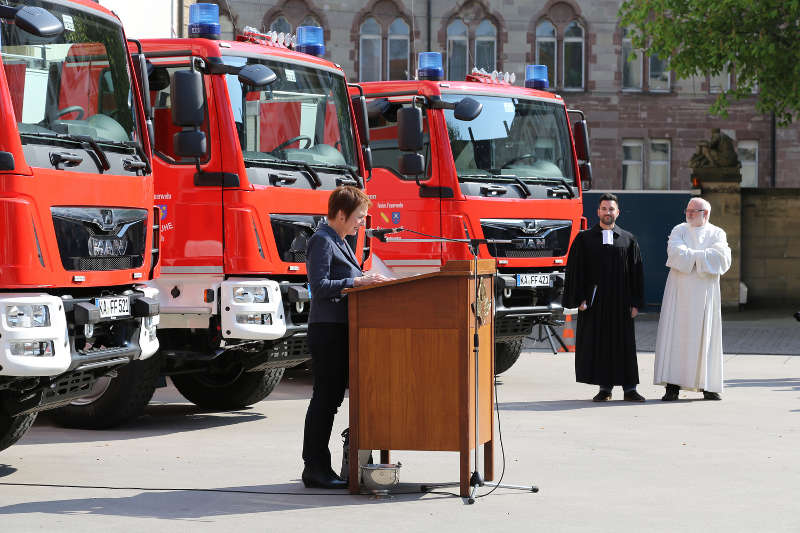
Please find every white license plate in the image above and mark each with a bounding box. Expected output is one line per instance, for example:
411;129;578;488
516;273;552;287
95;296;130;318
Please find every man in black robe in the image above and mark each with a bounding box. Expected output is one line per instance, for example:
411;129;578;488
563;193;645;402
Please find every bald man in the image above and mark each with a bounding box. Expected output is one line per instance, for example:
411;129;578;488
653;198;732;401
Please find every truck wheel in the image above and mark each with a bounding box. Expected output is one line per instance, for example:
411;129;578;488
48;355;161;429
495;339;523;375
0;412;37;452
172;367;285;409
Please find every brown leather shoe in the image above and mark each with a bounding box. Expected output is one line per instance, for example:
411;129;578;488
624;390;646;402
592;390;612;402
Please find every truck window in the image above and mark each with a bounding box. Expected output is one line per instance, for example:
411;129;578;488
222;55;358;172
1;1;139;146
442;94;576;184
367;99;430;179
147;64;211;164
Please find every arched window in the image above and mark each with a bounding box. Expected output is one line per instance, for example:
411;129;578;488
387;18;410;80
269;16;291;34
475;19;496;73
535;21;556;88
562;21;584;89
301;15;319;27
359;18;382;82
447;19;468;81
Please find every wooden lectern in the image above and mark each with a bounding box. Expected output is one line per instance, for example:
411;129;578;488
345;259;496;497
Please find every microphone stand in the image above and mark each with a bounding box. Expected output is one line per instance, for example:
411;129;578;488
376;229;539;503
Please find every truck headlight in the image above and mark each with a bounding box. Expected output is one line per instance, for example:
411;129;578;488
6;304;51;328
232;286;268;304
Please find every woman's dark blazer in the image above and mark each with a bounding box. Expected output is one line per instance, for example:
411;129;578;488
305;223;363;324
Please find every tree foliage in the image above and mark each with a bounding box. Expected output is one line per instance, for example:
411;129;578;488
619;0;800;125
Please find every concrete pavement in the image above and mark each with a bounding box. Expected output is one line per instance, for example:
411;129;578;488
1;342;798;532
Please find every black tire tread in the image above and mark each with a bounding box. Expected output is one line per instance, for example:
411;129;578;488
495;338;523;375
172;367;284;410
0;412;37;452
49;355;161;429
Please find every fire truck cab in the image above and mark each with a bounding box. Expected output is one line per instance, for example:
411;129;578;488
0;0;159;446
360;57;592;374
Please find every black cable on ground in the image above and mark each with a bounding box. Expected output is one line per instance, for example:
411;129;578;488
475;374;506;499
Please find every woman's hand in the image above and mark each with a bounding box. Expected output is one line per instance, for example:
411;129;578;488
353;273;391;287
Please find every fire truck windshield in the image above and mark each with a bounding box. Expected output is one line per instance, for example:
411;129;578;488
0;1;139;146
442;94;576;185
222;56;358;172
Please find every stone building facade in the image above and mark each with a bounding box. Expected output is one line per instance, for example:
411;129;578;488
201;0;799;191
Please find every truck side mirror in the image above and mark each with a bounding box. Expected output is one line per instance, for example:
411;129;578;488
453;97;482;121
171;70;205;127
174;130;207;158
397;107;423;152
362;145;373;172
351;95;370;145
573;119;590;162
132;54;152;119
579;161;592;191
399;153;425;177
0;5;64;37
238;64;276;88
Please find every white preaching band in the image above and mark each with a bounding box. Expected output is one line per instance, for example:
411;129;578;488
653;197;732;400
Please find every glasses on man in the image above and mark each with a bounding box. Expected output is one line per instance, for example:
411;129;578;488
685;209;706;214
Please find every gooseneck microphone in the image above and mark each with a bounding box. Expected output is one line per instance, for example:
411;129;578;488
365;227;404;241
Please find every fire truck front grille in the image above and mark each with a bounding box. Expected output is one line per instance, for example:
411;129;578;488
270;214;326;263
51;207;147;271
480;219;572;259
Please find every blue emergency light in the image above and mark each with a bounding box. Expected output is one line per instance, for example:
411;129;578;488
525;64;549;89
296;26;325;57
418;52;444;81
188;3;220;40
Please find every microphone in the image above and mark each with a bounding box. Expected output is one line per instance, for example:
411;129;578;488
365;227;404;242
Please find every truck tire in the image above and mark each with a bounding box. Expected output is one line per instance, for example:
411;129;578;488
172;367;285;410
495;339;523;375
0;412;37;452
49;355;161;429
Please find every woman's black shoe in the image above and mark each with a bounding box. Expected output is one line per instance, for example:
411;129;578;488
302;466;348;489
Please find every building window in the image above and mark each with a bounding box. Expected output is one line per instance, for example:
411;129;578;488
475;19;497;73
649;54;669;91
738;140;758;187
622;139;672;189
269;16;291;34
562;21;584;90
622;139;643;189
709;65;730;93
301;16;319;27
387;18;409;80
447;19;468;80
648;140;670;190
535;20;556;88
359;18;381;82
622;28;642;90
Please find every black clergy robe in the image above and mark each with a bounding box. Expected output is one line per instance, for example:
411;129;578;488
563;224;645;386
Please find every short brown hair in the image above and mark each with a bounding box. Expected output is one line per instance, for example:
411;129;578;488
327;186;371;219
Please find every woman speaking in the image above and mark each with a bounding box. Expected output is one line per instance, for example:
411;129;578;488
301;186;388;489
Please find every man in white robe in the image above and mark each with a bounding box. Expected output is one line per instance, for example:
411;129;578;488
653;198;732;401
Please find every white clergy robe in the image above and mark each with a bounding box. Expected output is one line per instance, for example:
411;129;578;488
653;222;732;393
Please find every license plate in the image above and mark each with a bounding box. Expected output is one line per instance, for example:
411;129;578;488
516;273;551;287
95;296;130;318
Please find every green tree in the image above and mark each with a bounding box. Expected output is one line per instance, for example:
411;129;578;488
618;0;800;125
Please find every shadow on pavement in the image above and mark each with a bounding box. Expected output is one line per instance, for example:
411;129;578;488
0;482;443;517
25;407;265;445
0;465;17;478
724;378;800;391
499;399;665;412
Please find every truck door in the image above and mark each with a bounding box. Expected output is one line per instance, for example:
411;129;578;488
148;58;223;272
367;98;444;276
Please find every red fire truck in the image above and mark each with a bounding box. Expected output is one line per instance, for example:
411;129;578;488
0;0;160;447
360;56;592;374
50;13;372;427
